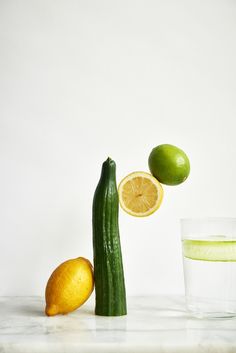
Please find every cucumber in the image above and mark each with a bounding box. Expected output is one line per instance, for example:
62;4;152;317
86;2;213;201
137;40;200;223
92;157;127;316
183;239;236;262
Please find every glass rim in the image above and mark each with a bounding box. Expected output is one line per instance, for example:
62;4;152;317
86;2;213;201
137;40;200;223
180;217;236;222
180;217;236;239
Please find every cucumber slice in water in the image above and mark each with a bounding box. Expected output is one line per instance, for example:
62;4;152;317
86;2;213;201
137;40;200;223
183;239;236;262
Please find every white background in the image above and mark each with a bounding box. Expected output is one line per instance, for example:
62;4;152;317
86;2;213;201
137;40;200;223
1;0;236;297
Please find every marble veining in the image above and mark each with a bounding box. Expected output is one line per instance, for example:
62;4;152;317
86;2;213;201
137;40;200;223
1;296;236;352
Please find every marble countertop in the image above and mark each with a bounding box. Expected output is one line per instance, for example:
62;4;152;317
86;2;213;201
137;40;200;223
1;296;236;353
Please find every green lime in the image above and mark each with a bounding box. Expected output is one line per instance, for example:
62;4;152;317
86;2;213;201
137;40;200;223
183;239;236;262
148;144;190;185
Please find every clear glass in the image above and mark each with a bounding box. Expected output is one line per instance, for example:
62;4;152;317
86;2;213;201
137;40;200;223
181;217;236;318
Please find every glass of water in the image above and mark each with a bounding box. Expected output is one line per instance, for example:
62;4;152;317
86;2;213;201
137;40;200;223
181;218;236;318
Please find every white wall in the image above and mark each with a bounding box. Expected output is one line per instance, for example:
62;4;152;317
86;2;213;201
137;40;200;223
1;0;236;296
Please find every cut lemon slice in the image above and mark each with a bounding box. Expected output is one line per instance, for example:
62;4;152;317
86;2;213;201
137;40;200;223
118;172;163;217
183;239;236;262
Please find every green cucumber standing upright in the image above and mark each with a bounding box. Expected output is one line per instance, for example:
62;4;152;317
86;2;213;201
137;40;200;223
92;157;127;316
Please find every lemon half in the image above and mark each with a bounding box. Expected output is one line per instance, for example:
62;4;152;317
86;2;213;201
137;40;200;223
118;171;163;217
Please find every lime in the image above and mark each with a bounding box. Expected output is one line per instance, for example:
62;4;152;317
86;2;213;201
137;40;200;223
148;144;190;185
183;239;236;262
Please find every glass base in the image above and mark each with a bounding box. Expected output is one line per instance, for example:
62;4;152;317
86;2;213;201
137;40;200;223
186;297;236;319
186;309;236;319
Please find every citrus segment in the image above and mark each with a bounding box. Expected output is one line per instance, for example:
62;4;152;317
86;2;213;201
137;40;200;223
183;239;236;262
118;172;163;217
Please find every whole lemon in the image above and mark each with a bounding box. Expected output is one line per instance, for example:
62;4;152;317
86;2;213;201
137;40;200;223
45;257;94;316
148;144;190;186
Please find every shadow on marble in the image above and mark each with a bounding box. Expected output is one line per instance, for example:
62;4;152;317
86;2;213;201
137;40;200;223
144;306;188;318
78;307;95;316
17;305;45;318
15;302;94;318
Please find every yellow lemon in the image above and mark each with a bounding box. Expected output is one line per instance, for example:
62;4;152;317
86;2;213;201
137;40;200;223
45;257;94;316
118;171;163;217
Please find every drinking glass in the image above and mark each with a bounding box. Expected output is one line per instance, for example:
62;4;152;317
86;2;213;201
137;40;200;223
181;217;236;318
